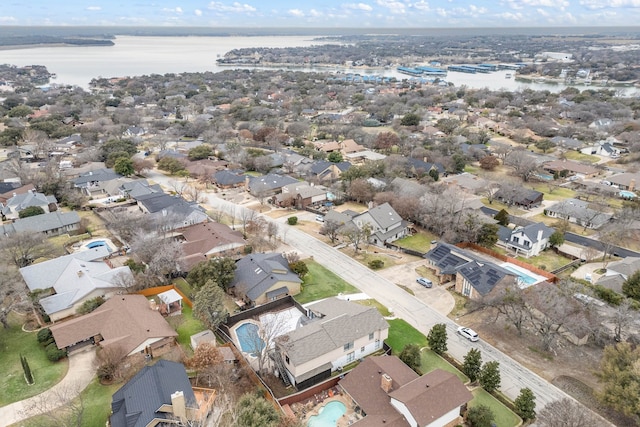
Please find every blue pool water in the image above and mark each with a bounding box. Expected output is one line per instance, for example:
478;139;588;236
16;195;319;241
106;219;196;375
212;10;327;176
308;401;347;427
501;264;539;286
86;241;106;249
235;322;264;355
536;173;554;181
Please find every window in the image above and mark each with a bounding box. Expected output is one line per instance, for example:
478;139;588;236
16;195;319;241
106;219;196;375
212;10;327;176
285;355;290;364
369;332;374;340
462;279;471;296
361;346;365;353
375;339;380;349
344;342;354;351
347;351;355;362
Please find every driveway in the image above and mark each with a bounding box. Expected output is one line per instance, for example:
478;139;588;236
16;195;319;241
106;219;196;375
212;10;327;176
0;348;96;427
376;260;455;316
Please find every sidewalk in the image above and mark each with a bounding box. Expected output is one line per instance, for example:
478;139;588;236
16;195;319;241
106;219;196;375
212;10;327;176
0;348;96;427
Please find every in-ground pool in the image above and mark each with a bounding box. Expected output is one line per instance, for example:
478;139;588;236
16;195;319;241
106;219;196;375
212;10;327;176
86;240;106;249
500;263;544;287
235;322;264;356
308;401;346;427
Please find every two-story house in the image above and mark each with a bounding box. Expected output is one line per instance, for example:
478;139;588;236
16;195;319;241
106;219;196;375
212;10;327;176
275;298;389;390
353;202;410;247
497;222;555;258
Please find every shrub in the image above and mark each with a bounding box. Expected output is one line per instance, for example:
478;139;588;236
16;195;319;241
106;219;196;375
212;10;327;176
466;404;495;427
289;260;309;278
399;344;421;373
77;296;106;314
287;216;298;225
37;328;53;345
368;259;384;269
45;343;67;362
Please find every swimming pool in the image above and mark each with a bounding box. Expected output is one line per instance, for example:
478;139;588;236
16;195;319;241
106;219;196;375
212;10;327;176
308;401;346;427
500;263;543;287
86;240;106;249
235;322;264;356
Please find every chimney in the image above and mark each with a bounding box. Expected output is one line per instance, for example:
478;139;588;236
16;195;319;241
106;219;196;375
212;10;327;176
171;391;187;421
77;271;83;277
381;373;393;393
537;229;543;244
630;179;636;191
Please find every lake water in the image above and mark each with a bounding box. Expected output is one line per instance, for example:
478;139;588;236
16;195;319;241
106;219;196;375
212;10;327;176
2;35;638;95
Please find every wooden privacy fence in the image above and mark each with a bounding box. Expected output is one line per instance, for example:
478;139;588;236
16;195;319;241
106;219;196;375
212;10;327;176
137;284;193;307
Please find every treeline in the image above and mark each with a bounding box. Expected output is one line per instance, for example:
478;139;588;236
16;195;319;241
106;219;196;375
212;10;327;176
0;36;114;47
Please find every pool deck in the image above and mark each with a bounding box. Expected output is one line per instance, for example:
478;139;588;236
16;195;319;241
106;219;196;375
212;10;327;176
290;388;360;427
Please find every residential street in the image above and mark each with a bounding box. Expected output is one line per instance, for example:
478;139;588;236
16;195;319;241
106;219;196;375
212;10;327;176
144;170;610;421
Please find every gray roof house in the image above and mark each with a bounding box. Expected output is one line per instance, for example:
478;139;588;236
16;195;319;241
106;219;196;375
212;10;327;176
597;256;640;292
110;360;199;427
275;298;389;389
545;198;612;229
135;193;208;230
20;246;133;321
72;168;123;196
1;190;58;220
496;222;555;258
0;210;80;237
355;202;410;247
424;243;519;298
228;253;302;306
212;170;246;189
246;174;299;197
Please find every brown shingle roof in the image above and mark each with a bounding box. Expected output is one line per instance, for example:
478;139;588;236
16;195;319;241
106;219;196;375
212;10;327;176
543;159;599;175
50;295;177;355
175;221;245;263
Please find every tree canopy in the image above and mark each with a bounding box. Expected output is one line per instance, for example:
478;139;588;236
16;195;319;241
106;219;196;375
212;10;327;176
18;206;45;218
193;281;229;331
427;323;447;355
596;342;640;420
187;257;237;291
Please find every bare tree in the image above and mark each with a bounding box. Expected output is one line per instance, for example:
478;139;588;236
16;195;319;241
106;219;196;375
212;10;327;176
226;204;237;230
247;311;290;375
240;209;257;238
612;299;635;342
537;398;607;427
0;232;54;268
483;279;528;335
341;223;371;254
504;150;539;182
0;264;30;329
320;220;341;244
21;383;86;427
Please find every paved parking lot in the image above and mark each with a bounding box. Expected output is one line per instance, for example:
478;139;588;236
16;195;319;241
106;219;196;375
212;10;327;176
376;260;455;316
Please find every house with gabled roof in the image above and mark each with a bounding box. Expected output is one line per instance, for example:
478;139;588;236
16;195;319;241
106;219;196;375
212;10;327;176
20;246;133;321
497;222;555;258
72;168;123;197
228;253;302;306
275;298;389;390
545;198;612;229
173;221;247;270
212;169;246;189
596;257;640;293
0;210;80;237
50;294;177;357
246;173;299;197
271;182;328;209
308;160;351;182
543;159;600;179
607;172;639;191
339;355;472;427
134;192;208;230
424;243;518;298
110;360;207;427
354;202;410;247
1;189;58;220
494;187;543;209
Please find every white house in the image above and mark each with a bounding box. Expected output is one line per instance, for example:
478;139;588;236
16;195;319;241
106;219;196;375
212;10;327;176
497;222;555;258
354;202;410;247
1;189;58;220
275;298;389;389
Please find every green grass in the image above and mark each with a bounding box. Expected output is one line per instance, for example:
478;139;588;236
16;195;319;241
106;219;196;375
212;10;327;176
563;150;600;163
386;319;427;354
174;277;195;300
469;388;521;427
352;252;399;269
296;260;359;304
420;349;469;383
354;299;392;317
0;319;69;406
515;250;572;272
394;232;436;253
174;306;207;350
525;182;576;201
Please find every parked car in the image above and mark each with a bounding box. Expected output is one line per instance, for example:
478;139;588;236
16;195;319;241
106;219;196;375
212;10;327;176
416;277;433;288
315;215;324;222
457;326;479;342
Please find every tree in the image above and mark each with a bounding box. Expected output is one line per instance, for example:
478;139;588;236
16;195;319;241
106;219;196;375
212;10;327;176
133;158;154;175
476;223;499;248
400;113;421;126
187;257;237;291
427;323;447;355
612;300;634;342
341;223;370;254
514;387;536;421
232;392;280;427
288;260;308;278
95;345;127;382
186;342;223;370
622;270;640;301
320;220;341;244
535;138;556;153
537;398;606;427
0;231;53;267
493;209;510;226
374;131;400;152
504;150;539;182
287;216;297;225
21;354;34;385
596;342;640;420
479;361;501;393
18;205;45;218
548;230;565;248
113;157;134;176
347;178;375;204
22;383;86;427
399;344;421;373
157;157;186;174
428;168;439;182
462;348;483;383
466;404;495;427
327;151;343;163
188;144;214;160
194;284;230;327
483;281;527;335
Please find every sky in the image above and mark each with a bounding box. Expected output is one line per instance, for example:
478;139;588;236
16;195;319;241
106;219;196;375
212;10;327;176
2;0;640;28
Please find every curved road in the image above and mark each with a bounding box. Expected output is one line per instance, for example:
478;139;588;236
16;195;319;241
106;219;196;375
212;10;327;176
146;170;610;420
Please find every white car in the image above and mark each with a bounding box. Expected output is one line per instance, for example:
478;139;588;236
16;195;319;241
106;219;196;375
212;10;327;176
457;326;479;342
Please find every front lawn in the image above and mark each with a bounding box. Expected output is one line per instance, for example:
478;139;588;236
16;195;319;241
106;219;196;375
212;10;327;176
420;349;469;383
525;182;576;201
355;299;392;317
386;319;427;354
468;388;521;427
0;317;69;406
296;260;359;304
516;250;572;272
394;232;437;253
563;150;600;163
348;251;400;270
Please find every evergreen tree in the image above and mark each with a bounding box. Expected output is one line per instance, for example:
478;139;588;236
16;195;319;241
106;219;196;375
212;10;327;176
399;344;421;373
494;209;510;226
21;354;34;384
479;361;501;393
466;404;495;427
427;323;448;355
514;387;536;421
462;348;483;383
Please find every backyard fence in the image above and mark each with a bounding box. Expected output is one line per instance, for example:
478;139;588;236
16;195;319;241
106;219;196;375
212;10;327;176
136;284;193;307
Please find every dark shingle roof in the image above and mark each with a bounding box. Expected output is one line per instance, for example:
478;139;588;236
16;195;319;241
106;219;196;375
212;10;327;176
110;360;196;427
230;253;301;302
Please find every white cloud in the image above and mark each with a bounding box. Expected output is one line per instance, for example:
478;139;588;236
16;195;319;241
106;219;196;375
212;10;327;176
86;6;101;11
343;2;373;11
580;0;640;8
288;9;305;17
176;7;183;13
537;8;550;16
208;2;257;13
413;1;431;11
194;9;203;16
496;11;525;21
376;0;407;14
0;16;17;22
162;7;183;14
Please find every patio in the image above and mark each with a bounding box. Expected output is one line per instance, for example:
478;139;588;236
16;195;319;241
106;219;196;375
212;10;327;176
287;387;361;426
